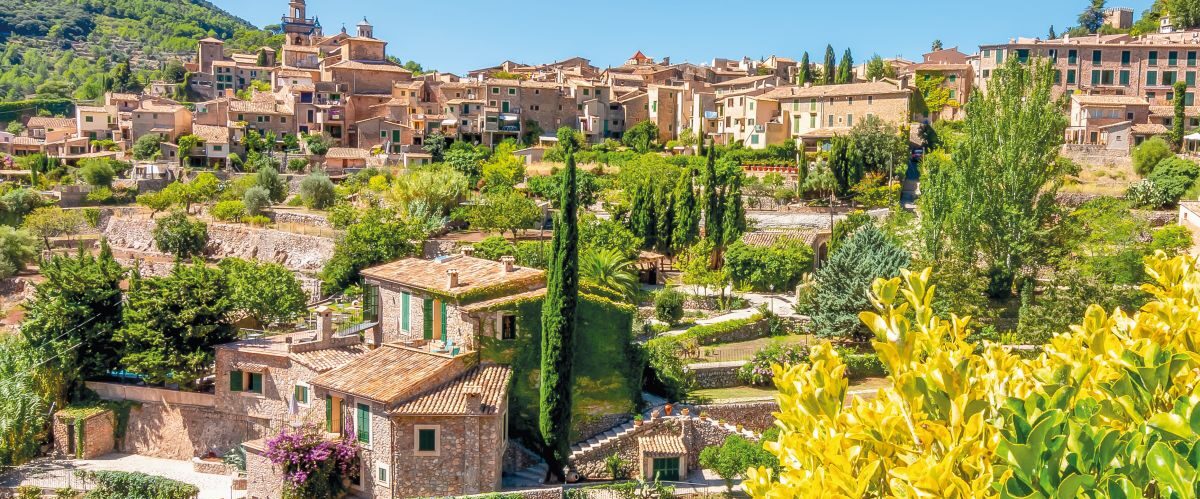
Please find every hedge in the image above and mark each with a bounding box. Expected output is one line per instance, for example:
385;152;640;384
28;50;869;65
645;313;765;352
76;470;199;499
842;352;888;379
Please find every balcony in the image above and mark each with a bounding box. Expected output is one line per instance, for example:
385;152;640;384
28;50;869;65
282;16;316;27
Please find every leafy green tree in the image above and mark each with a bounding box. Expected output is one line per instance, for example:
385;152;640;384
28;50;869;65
1132;136;1173;176
796;52;811;85
580;213;642;261
242;186;271;216
22;207;85;249
1078;0;1107;33
444;145;487;182
118;260;234;387
299;172;336;209
1174;80;1189;150
805;224;909;340
1168;0;1200;28
918;56;1068;296
579;247;639;300
480;142;526;191
723;239;814;292
1147;156;1200;204
109;62;136;93
454;189;541;240
255;49;268;67
392;165;471;216
303;132;332;156
671;167;701;253
699;434;778;491
654;287;685;326
162;60;187;83
836;48;854;84
77;158;115;187
539;139;579;484
137;188;179;218
153;211;207;259
822;45;836;85
851;114;907;179
255;166;287;202
864;55;895;81
0;226;35;278
0;335;50;466
219;258;307;327
175;134;202;167
423;131;448;162
622;120;660;153
20;243;124;400
322;209;422;290
131;134;162;161
1152;225;1194;254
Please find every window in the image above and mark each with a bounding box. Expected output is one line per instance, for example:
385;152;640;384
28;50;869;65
652;457;681;481
1120;70;1131;86
501;315;517;340
1054;70;1062;84
1092;50;1102;64
1166;71;1179;85
508;88;516;95
1190;93;1197;106
810;114;816;128
1122;51;1131;66
376;462;390;486
1101;70;1115;85
847;114;853;127
1068;50;1078;64
356;403;370;444
248;373;262;394
847;97;853;106
1091;70;1101;85
583;88;590;96
1150;51;1159;65
213;145;223;152
492;87;499;94
1148;71;1159;86
750;135;759;145
415;426;439;455
827;115;834;127
1191;51;1198;67
1190;72;1198;87
1171;51;1180;66
85;116;94;123
294;384;309;405
229;371;243;392
1067;70;1077;84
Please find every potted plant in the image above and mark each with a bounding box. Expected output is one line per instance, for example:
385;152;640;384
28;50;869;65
699;411;709;421
650;409;660;421
680;407;690;417
633;414;644;427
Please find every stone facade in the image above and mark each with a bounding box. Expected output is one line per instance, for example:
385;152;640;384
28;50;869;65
692;400;780;434
102;216;334;273
121;401;272;460
52;410;115;460
389;412;506;497
570;415;744;480
689;361;747;389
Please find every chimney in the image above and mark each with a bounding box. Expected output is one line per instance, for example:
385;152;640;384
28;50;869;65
462;246;476;257
463;384;483;415
501;256;515;273
316;305;333;342
224;88;235;99
447;269;460;288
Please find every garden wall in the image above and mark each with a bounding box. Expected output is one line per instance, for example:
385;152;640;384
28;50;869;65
569;415;745;480
688;361;746;389
691;401;780;434
101;216;335;272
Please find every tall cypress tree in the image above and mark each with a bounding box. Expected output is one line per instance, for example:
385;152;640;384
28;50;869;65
672;167;701;253
797;52;811;85
837;48;854;84
701;141;726;268
1174;80;1188;151
822;45;836;85
654;183;676;254
539;128;580;484
721;171;746;246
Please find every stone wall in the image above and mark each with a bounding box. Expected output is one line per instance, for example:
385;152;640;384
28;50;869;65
502;440;541;473
269;209;332;229
574;413;630;445
244;445;282;499
691;401;780;434
120;401;272;460
689;361;746;389
1061;144;1132;169
52;410;115;459
570;416;743;480
461;488;563;499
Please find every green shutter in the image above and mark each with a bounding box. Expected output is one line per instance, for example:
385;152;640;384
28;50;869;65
401;292;410;331
418;429;436;451
440;302;448;341
229;371;243;392
356;404;370;443
248;373;263;394
423;298;434;340
325;395;333;432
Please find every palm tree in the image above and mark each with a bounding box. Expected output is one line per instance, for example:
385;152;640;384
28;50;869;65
579;248;640;300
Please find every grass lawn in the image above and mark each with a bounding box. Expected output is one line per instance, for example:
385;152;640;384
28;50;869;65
691;335;813;363
692;385;778;402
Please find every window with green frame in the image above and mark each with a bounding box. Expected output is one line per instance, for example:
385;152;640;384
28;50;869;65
440;301;448;341
652;457;680;481
294;385;309;405
229;370;243;392
417;428;437;452
247;373;263;394
362;284;379;323
401;292;411;332
356;403;370;443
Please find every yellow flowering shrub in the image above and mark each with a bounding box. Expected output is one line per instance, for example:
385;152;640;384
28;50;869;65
746;254;1200;498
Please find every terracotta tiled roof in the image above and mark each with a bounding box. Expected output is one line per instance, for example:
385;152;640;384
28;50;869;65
741;229;826;248
799;126;854;139
138;101;186;113
361;255;545;303
389;364;512;416
12;137;44;146
1074;94;1148;106
1150;106;1200;118
26;117;76;129
192;124;230;144
290;344;372;372
277;69;315;77
310;344;459;404
109;93;141;101
1133;123;1169;135
461;288;547;313
325;147;371;159
639;434;687;456
76;105;108;113
199;37;224;44
713;74;776;87
327;60;412;73
758;81;908;101
230;99;284;114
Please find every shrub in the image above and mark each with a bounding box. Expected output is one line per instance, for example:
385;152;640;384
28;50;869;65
264;425;360;499
1151;225;1193;255
805;225;909;340
243;186;271;215
211;200;246;222
85;186;114;204
78;158;116;187
152;212;208;259
1132;137;1173;176
255;166;288;202
76;470;199;499
723;240;814;292
287;158;309;173
1126;178;1172;208
698;434;779;491
653;288;685;326
473;235;517;261
300;172;336;209
604;453;629;480
242;215;271;227
738;342;808;386
1146;156;1200;206
838;350;887;379
327;203;357;229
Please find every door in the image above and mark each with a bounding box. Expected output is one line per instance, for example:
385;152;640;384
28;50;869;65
652;457;679;481
501;101;510;113
66;424;76;455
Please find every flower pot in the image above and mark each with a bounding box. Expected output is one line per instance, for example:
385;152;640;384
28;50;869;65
664;404;674;416
650;410;660;420
634;419;643;427
681;408;690;417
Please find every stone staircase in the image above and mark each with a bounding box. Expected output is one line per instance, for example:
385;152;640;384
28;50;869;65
502;461;549;489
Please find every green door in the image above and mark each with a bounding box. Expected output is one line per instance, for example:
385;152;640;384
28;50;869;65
422;298;434;340
652;457;679;481
501;101;510;113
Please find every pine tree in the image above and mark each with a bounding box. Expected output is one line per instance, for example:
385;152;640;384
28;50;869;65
539;128;580;484
932;39;944;51
256;49;269;67
797;52;811;85
823;45;836;85
828;135;859;195
110;63;135;93
837;48;854;84
1079;0;1107;33
1048;25;1057;40
672;167;701;253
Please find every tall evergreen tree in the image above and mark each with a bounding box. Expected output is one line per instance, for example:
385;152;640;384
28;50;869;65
256;49;269;67
539;128;580;484
629;183;658;248
932;39;944;51
672;167;701;253
837;48;855;84
654;183;676;254
20;242;125;402
828;135;859;195
1078;0;1107;33
822;45;836;85
721;171;746;246
702;141;724;252
1174;80;1188;150
797;52;811;85
804;224;911;339
1048;25;1058;39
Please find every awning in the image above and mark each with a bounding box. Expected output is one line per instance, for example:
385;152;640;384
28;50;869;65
501;114;519;122
1186;133;1200;141
440;118;457;126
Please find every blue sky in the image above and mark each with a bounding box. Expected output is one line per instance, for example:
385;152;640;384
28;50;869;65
210;0;1156;75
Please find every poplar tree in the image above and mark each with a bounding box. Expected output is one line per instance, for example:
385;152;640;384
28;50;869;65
539;128;580;484
672;167;701;253
797;52;811;85
837;48;854;84
822;45;836;85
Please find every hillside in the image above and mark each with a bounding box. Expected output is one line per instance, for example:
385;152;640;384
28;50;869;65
0;0;282;101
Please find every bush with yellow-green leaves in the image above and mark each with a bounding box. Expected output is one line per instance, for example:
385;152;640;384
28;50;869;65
746;253;1200;498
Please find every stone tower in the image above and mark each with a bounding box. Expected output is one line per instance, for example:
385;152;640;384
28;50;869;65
282;0;317;46
357;17;373;39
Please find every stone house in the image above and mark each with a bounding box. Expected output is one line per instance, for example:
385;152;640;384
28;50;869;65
1065;94;1150;151
724;81;911;150
75;106;116;142
26;117;77;143
131;99;193;143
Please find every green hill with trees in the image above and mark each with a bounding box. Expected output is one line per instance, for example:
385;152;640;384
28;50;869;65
0;0;281;101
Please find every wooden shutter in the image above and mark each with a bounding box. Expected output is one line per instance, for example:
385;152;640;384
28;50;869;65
356;404;370;443
229;371;243;392
440;301;448;342
422;298;434;340
325;395;333;432
401;292;410;331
